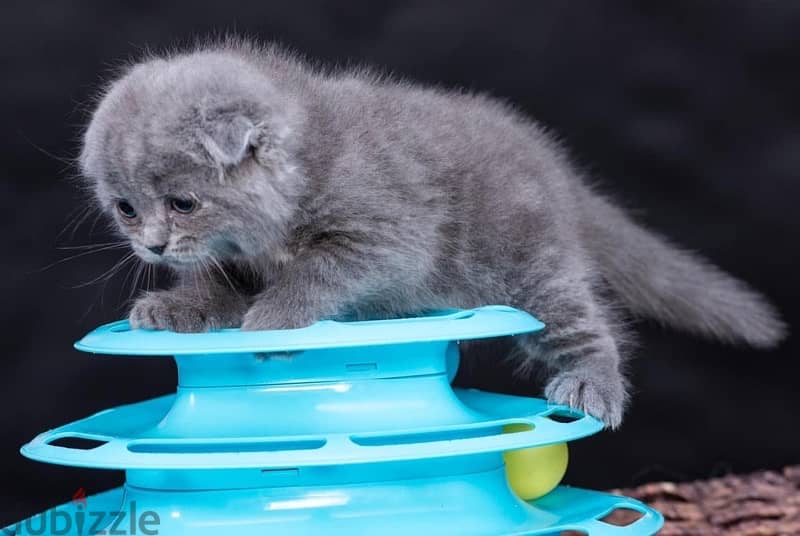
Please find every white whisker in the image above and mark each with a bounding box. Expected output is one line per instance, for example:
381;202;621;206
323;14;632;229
37;243;132;273
71;252;138;289
209;254;237;293
57;240;127;250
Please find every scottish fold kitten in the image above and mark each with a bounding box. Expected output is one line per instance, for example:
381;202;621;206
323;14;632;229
79;40;786;427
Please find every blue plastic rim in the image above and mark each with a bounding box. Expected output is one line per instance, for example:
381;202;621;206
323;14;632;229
5;478;664;536
11;306;663;535
73;305;545;355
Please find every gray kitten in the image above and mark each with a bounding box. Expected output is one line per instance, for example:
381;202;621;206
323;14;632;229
79;40;786;428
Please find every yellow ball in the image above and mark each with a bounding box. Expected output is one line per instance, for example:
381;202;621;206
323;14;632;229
502;424;568;500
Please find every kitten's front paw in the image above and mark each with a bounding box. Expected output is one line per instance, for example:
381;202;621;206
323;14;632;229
130;291;215;333
544;370;627;429
241;301;314;331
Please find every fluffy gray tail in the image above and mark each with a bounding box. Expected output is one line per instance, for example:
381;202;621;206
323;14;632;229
580;190;787;348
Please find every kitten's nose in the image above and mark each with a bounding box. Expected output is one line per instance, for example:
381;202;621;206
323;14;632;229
146;244;166;256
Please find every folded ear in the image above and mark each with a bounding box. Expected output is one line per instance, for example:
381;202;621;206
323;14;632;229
197;106;292;182
200;114;256;169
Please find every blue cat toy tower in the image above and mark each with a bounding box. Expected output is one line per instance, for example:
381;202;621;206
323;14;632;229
9;306;662;535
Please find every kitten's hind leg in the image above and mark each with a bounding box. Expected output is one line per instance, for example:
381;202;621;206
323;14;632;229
512;267;628;429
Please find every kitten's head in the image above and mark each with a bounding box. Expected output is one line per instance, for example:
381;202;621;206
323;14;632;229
80;50;303;269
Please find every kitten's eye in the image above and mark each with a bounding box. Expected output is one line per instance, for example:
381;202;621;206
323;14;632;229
116;200;137;219
170;197;196;214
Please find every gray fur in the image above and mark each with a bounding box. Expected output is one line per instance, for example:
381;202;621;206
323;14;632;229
79;39;787;428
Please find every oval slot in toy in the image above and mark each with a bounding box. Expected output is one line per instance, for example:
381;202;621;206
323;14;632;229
127;438;327;454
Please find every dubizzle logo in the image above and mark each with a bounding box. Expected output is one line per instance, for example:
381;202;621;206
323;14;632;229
3;488;161;535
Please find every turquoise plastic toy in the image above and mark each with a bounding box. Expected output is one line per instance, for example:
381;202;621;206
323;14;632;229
7;305;663;535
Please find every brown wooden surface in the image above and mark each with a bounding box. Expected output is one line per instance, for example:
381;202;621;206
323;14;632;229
607;466;800;535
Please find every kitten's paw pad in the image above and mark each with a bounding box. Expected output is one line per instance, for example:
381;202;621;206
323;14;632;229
129;293;212;333
544;372;626;429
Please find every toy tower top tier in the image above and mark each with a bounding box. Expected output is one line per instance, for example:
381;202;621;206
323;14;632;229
74;305;541;385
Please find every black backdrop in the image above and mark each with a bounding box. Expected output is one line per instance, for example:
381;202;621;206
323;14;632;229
2;0;799;524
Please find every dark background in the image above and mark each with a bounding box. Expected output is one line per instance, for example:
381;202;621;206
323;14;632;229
1;0;798;525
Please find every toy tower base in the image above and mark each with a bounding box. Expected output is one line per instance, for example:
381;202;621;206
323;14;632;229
9;306;663;535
